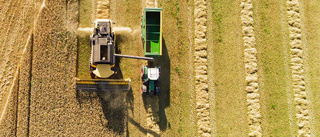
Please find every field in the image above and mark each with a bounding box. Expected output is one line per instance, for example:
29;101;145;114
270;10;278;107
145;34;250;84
0;0;319;136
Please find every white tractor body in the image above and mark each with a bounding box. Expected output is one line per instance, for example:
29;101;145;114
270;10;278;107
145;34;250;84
148;68;160;80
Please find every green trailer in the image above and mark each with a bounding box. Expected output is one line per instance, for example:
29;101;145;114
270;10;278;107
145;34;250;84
142;8;163;57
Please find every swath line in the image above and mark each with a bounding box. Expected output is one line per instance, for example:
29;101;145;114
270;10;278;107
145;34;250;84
240;0;262;136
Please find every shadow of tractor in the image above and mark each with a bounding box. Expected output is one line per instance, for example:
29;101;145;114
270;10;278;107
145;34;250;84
142;38;170;132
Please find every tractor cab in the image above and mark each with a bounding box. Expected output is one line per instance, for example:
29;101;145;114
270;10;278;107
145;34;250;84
148;68;160;80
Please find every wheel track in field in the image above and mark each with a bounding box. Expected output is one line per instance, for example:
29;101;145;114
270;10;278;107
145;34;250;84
187;1;197;136
194;0;211;136
0;0;23;117
240;0;262;136
286;0;312;136
299;1;316;136
0;0;17;66
280;1;296;136
0;0;46;124
206;0;216;135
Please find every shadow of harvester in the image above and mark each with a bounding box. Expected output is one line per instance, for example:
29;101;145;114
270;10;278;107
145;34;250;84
75;32;129;135
75;75;129;136
98;90;127;135
96;43;128;135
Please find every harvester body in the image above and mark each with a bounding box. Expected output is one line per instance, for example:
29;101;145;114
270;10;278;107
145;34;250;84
90;19;116;78
76;19;131;91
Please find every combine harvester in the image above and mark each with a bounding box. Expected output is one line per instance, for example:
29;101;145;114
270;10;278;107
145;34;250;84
76;8;163;93
76;19;154;91
141;8;163;96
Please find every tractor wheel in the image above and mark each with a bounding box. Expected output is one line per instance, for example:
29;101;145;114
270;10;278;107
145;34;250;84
141;85;147;95
158;66;161;76
156;86;160;96
141;65;146;78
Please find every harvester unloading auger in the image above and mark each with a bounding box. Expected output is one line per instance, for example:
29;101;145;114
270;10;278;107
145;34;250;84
76;19;154;92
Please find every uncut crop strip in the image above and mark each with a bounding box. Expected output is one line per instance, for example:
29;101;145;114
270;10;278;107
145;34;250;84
0;0;23;116
0;0;46;124
286;0;311;136
240;0;262;136
194;0;211;136
96;0;110;19
0;0;13;24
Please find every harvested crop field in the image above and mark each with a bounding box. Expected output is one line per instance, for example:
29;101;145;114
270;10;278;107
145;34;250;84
1;0;320;136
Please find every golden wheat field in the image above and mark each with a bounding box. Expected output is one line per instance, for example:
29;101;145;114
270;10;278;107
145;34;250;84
0;0;319;136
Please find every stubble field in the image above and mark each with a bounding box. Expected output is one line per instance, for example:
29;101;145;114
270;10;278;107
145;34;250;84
0;0;319;136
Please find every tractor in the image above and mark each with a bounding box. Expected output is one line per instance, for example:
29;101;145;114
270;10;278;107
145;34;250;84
140;8;163;95
141;65;160;95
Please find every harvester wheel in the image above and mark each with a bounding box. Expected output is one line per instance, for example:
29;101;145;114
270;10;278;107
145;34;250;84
90;72;96;79
89;58;92;72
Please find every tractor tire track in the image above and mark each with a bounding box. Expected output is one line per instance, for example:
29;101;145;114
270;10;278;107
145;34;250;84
187;1;197;136
0;0;39;135
206;0;216;135
299;1;316;136
0;0;23;119
280;1;296;136
240;0;262;136
0;0;45;125
0;0;16;58
194;0;211;136
286;0;311;136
